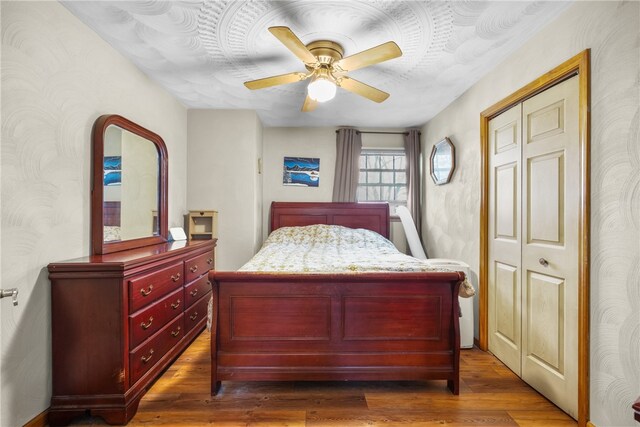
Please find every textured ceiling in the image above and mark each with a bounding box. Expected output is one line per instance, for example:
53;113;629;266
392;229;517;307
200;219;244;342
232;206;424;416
62;1;570;128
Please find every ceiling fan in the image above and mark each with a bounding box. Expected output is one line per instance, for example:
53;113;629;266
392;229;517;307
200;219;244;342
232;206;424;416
244;26;403;112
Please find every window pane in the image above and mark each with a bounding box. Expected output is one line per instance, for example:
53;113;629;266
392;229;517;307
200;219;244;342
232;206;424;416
379;186;391;201
358;151;407;207
367;186;380;200
397;186;407;201
381;171;394;183
393;185;405;201
380;155;394;169
367;171;380;184
373;155;382;169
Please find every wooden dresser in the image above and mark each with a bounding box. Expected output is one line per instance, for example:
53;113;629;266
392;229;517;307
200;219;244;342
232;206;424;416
48;239;216;425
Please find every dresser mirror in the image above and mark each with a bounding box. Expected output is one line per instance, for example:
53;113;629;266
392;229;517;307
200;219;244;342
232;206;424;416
430;137;456;185
92;115;168;254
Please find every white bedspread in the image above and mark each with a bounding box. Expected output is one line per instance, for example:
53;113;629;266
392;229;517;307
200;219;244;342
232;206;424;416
241;224;446;273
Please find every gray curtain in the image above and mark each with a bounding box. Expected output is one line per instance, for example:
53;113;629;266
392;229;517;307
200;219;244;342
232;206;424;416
404;129;422;236
332;128;362;202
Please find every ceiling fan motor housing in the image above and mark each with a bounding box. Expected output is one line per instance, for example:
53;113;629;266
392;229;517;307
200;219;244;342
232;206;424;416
305;40;344;66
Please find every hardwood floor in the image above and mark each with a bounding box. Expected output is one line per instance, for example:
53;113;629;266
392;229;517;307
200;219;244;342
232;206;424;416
68;331;576;426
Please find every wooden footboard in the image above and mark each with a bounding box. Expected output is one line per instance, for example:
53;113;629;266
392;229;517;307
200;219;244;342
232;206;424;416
209;271;463;395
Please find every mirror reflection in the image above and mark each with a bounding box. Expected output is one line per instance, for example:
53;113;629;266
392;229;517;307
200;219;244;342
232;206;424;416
103;125;160;242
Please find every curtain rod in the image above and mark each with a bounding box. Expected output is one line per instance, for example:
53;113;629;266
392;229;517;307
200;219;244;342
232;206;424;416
334;130;421;135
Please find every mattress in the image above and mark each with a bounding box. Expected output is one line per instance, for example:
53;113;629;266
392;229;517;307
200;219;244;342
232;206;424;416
240;224;451;273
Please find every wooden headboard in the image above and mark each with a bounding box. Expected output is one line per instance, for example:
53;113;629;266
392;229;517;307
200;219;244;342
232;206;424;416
270;202;390;239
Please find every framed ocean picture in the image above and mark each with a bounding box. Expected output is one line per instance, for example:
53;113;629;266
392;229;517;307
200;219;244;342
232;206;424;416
104;156;122;186
283;157;320;187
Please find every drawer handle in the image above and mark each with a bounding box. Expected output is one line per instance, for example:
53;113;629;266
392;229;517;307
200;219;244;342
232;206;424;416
140;316;154;330
171;326;181;337
141;349;154;364
207;258;213;265
190;288;199;297
190;312;198;321
140;285;153;297
171;273;181;282
206;280;211;286
171;299;181;309
190;265;199;273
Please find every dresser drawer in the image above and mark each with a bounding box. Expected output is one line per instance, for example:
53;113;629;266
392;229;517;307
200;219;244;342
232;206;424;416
184;291;211;334
129;314;184;385
184;251;214;283
184;274;212;308
129;287;184;349
129;261;183;312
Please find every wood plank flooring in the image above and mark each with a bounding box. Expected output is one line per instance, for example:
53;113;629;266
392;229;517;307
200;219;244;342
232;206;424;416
68;331;576;426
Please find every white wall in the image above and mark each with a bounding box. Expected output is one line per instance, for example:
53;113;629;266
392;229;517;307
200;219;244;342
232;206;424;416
420;2;639;425
254;122;264;254
262;127;336;238
262;127;409;251
0;2;189;425
187;110;263;270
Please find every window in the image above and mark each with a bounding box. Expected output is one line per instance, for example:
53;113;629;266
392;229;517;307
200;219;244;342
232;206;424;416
357;149;407;212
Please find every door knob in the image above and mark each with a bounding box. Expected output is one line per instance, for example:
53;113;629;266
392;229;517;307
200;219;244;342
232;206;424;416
539;258;549;267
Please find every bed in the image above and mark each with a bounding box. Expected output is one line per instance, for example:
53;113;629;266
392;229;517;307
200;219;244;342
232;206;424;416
208;202;464;396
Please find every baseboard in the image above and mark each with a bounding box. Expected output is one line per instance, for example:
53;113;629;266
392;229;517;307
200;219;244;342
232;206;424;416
23;409;48;427
587;421;596;427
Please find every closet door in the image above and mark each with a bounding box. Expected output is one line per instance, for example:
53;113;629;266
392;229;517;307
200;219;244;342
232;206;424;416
521;75;579;418
488;103;522;375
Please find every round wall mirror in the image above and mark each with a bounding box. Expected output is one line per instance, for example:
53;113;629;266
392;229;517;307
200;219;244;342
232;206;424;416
430;137;456;185
92;115;168;254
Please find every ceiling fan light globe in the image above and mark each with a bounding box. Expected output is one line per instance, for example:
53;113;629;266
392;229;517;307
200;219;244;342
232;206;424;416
307;78;336;102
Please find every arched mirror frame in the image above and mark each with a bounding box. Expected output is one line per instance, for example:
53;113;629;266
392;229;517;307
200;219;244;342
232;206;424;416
429;137;456;185
92;114;168;255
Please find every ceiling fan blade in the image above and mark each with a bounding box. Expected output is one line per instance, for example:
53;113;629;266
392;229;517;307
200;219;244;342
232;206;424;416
269;26;318;65
334;41;402;72
338;76;390;103
302;95;318;112
244;72;309;90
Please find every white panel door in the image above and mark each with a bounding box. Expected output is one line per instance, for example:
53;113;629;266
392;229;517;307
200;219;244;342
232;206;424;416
521;75;579;418
488;103;522;375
